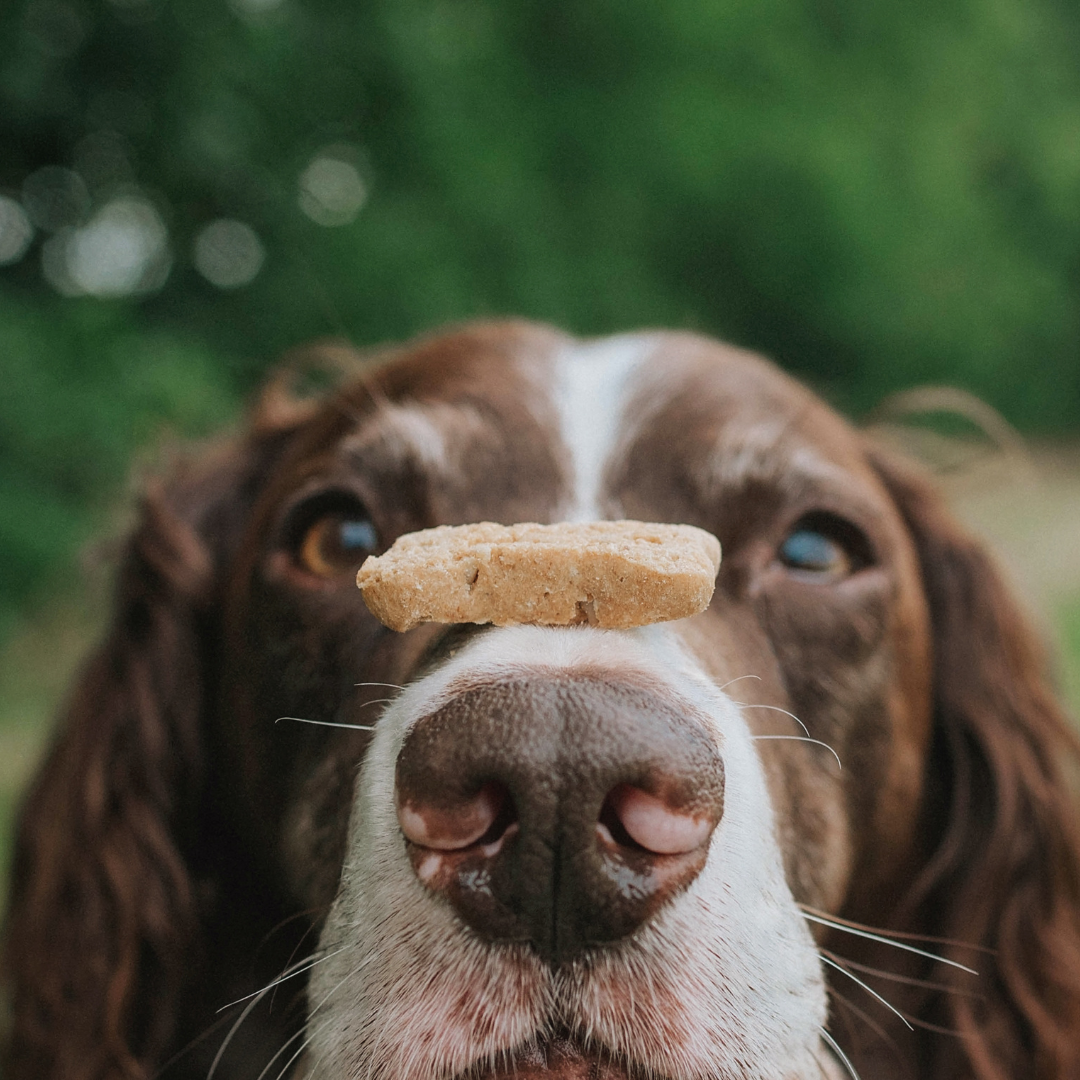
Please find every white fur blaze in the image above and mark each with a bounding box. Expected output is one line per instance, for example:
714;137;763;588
552;336;655;521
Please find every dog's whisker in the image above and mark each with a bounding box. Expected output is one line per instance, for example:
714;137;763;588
801;910;980;974
208;990;271;1079
752;735;843;770
835;978;968;1037
893;1013;968;1037
276;716;376;731
826;948;979;1037
147;1010;239;1080
820;954;913;1030
826;985;902;1060
716;674;762;692
734;701;811;738
801;904;993;952
819;1027;862;1080
258;907;328;955
217;947;347;1014
269;914;333;1011
255;1026;308;1080
354;681;406;690
824;949;982;998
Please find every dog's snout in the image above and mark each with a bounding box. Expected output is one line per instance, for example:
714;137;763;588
394;675;724;963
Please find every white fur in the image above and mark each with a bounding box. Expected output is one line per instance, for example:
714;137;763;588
306;626;828;1080
552;336;654;521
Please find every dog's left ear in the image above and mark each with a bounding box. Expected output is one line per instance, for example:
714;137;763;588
869;449;1080;1080
0;393;320;1080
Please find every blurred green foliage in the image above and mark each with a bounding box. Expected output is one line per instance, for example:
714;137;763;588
3;0;1080;636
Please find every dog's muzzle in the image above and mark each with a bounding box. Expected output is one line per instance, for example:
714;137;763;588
394;674;725;963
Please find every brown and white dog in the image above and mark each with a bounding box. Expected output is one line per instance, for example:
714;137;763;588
4;321;1080;1080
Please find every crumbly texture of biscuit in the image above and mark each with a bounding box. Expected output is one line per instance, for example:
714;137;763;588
356;520;721;631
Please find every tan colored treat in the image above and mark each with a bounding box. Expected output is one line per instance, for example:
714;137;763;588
356;520;721;632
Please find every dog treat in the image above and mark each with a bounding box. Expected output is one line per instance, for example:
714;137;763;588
356;520;721;631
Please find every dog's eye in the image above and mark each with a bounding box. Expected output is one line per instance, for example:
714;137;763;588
297;512;379;578
778;514;872;580
779;530;849;576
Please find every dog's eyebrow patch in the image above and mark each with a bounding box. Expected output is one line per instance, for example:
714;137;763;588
344;401;486;473
703;425;858;498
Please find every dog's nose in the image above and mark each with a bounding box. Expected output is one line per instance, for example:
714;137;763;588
394;676;724;963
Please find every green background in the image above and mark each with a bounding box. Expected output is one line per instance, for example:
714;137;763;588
2;0;1080;871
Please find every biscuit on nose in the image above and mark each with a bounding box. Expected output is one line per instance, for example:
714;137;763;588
356;520;721;631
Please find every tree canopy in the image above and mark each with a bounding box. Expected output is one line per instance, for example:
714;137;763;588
2;0;1080;634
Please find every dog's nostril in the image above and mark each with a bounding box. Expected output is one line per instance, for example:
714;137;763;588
599;783;716;856
397;781;515;851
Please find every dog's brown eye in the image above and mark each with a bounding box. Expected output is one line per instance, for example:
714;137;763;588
298;513;379;578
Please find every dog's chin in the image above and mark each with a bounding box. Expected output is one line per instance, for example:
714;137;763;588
462;1038;632;1080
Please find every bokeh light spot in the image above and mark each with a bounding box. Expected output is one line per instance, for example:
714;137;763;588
43;196;171;298
193;219;266;289
0;197;35;266
298;151;367;227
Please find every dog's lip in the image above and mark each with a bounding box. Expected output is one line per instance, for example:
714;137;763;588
457;1038;634;1080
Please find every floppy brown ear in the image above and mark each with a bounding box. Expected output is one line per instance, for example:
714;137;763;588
871;451;1080;1080
0;414;308;1080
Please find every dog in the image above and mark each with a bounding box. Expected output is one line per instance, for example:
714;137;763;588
4;320;1080;1080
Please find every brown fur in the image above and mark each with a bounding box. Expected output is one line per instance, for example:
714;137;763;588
3;323;1080;1079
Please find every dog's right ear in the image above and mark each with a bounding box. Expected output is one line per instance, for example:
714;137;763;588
0;381;320;1080
869;448;1080;1080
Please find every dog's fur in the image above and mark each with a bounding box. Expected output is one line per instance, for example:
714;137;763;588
4;321;1080;1080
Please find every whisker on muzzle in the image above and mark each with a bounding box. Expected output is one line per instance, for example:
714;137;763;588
826;984;904;1063
734;700;811;738
800;909;981;974
716;674;762;692
255;1026;308;1080
216;948;346;1013
819;1027;862;1080
825;950;982;998
277;716;376;731
752;734;843;770
819;954;913;1031
208;951;343;1079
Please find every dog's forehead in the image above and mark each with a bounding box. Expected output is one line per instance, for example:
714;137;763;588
355;324;863;459
330;322;888;520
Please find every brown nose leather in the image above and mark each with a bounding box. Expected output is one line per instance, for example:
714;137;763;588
395;675;724;964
